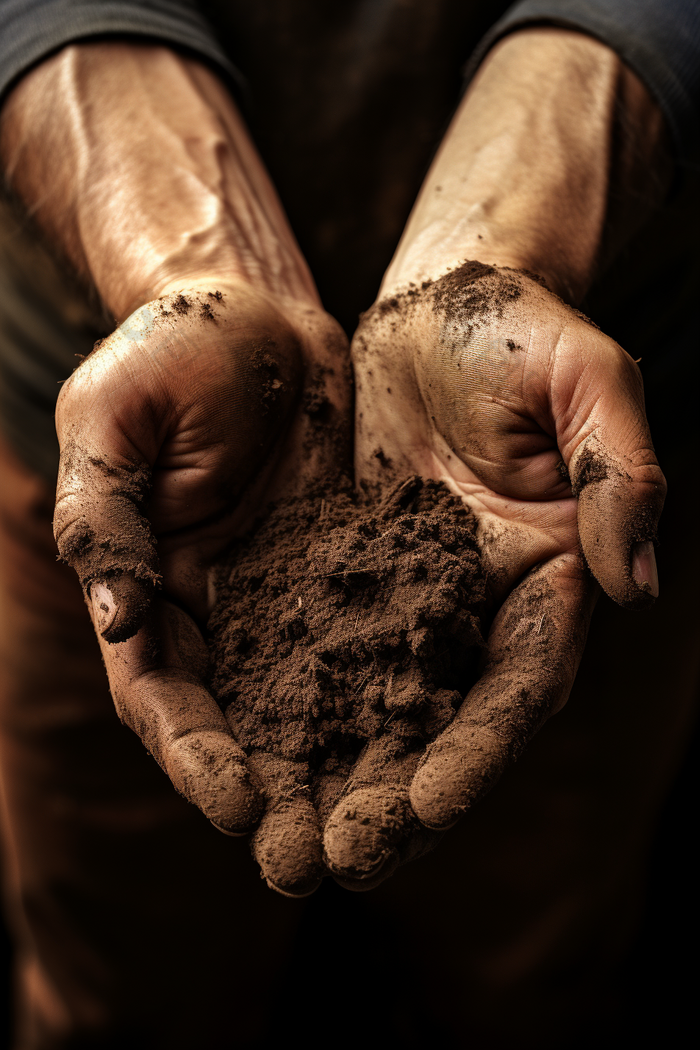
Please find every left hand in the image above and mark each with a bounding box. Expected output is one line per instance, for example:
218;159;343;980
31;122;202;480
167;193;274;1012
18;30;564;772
322;261;665;887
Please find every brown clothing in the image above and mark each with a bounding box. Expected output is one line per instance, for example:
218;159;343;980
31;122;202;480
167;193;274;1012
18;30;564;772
0;433;697;1048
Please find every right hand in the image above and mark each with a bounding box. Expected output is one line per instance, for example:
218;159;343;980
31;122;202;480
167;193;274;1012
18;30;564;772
3;41;356;896
54;277;350;894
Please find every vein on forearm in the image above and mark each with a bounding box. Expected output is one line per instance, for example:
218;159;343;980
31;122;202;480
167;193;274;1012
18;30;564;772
0;43;317;320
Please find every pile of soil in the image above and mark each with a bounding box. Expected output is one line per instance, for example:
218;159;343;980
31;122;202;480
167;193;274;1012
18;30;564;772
207;474;487;886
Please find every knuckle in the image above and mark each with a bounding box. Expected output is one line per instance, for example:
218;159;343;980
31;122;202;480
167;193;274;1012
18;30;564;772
53;504;93;561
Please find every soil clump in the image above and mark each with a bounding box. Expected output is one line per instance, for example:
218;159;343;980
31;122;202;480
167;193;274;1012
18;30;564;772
207;474;487;888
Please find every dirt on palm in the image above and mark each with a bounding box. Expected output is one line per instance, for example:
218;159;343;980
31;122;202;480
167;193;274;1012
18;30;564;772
207;473;487;891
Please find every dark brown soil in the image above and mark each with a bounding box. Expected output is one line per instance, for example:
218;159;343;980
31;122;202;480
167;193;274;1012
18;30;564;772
570;443;612;495
207;474;487;889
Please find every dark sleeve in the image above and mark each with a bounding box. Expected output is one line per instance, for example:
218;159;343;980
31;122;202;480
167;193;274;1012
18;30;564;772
469;0;700;159
0;0;241;101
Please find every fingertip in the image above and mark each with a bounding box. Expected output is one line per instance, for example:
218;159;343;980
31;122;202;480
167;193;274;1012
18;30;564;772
331;851;401;893
409;752;465;831
583;528;660;610
251;799;324;898
166;730;263;834
91;573;155;643
409;741;504;831
210;771;263;836
323;787;413;880
263;876;323;899
330;821;440;891
572;439;665;610
209;820;247;839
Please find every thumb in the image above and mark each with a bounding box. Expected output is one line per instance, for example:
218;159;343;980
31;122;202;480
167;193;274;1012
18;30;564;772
53;305;169;643
54;436;159;643
562;340;666;609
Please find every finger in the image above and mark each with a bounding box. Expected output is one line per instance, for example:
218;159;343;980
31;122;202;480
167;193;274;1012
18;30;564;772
560;340;666;609
246;751;324;898
95;597;262;833
323;733;440;886
410;553;595;830
329;814;442;893
54;433;159;644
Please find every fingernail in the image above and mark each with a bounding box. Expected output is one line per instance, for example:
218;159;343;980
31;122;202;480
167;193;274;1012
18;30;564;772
91;581;117;635
209;819;246;838
632;541;659;598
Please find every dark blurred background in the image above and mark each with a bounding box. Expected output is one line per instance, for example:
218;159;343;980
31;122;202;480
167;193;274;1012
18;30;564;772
0;713;696;1048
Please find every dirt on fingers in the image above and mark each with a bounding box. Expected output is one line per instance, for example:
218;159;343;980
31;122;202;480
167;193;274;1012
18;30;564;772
207;474;487;893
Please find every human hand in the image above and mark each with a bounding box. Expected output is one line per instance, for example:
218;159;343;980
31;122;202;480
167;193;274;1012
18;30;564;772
321;261;664;887
54;279;349;869
320;24;670;889
0;43;353;894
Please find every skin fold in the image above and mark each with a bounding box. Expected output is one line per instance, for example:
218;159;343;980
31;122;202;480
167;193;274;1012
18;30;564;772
0;29;669;892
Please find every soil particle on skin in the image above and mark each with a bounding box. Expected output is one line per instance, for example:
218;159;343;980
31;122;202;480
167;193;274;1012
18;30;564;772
571;444;611;496
56;446;158;589
171;293;191;315
302;372;332;420
570;436;662;608
248;343;288;414
364;260;552;339
153;290;233;332
54;444;160;641
431;261;522;326
207;475;487;878
504;266;550;290
555;459;571;484
373;447;392;469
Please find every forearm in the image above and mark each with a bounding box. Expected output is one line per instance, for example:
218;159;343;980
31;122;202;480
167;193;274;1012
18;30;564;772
0;43;318;320
384;28;671;303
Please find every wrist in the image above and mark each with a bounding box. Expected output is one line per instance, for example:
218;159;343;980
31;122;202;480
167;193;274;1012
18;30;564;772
381;222;558;300
1;43;318;320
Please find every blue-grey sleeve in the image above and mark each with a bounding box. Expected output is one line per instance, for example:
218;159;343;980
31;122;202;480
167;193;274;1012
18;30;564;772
0;1;240;101
469;0;700;159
